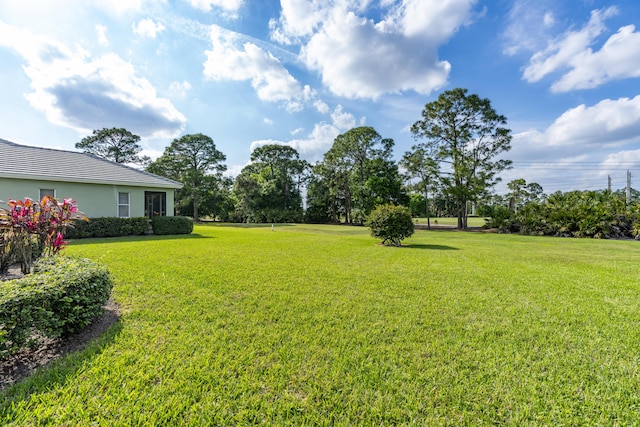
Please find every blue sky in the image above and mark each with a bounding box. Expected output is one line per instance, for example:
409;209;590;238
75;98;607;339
1;0;640;194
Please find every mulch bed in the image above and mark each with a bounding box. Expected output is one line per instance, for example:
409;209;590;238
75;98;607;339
0;265;121;390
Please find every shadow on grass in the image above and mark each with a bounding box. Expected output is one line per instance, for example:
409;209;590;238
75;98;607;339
68;233;211;246
406;244;460;251
209;223;295;228
0;317;123;412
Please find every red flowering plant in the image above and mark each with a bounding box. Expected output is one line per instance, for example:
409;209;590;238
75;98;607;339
0;196;86;274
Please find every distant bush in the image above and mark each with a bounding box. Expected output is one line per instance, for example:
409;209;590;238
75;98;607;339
366;204;414;246
151;216;193;235
65;217;149;239
0;256;112;357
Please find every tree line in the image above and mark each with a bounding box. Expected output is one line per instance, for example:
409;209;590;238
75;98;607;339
77;87;640;239
77;88;516;228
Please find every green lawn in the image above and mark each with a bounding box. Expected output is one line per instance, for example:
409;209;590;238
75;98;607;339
2;224;640;425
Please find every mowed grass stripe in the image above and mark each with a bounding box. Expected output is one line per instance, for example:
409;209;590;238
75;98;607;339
2;224;640;425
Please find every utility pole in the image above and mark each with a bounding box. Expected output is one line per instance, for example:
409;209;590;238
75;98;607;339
626;170;631;204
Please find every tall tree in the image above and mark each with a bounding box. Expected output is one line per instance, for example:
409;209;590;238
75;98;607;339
147;133;226;222
506;179;544;212
233;145;307;223
76;128;150;165
411;88;512;229
401;143;439;228
320;126;401;223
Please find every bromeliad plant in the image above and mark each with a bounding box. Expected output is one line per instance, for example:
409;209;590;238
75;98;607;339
0;196;86;274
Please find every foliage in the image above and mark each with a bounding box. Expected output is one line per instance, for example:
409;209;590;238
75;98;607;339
0;256;112;358
483;205;515;232
0;196;85;274
64;217;149;239
233;145;307;223
411;88;512;229
147;133;227;222
365;204;414;246
506;178;544;211
151;216;194;235
76;128;150;165
311;126;406;224
401;143;439;227
513;190;640;238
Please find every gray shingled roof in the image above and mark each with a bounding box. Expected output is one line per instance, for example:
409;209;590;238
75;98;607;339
0;138;181;189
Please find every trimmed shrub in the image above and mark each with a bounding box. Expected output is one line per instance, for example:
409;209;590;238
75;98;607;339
65;217;149;239
0;256;113;357
366;204;414;246
151;216;194;235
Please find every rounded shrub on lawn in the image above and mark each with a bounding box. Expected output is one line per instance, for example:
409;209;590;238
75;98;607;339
151;216;194;235
366;204;414;246
0;256;113;357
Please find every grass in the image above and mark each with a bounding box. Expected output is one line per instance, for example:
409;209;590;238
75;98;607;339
2;223;640;425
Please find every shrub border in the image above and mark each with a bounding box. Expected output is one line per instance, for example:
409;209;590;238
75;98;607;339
0;256;113;358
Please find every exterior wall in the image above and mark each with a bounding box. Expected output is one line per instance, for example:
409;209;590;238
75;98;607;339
0;177;175;218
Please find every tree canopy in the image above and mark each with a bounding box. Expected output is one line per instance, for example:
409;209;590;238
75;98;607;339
312;126;406;224
76;128;150;165
411;88;512;229
147;133;226;222
234;144;307;223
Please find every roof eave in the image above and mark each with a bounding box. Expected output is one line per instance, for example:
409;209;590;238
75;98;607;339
0;173;183;189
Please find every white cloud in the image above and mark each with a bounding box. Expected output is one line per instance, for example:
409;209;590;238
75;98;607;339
96;25;109;46
95;0;143;15
133;18;166;39
512;95;640;152
521;7;640;92
0;21;186;138
249;105;358;160
271;0;474;99
203;25;310;105
184;0;243;14
314;100;329;114
168;80;192;97
330;105;356;130
543;12;555;28
263;118;274;125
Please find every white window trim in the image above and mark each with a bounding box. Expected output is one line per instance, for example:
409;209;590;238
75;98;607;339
118;192;130;218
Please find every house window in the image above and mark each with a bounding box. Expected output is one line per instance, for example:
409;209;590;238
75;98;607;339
118;192;130;218
39;189;55;200
145;191;166;218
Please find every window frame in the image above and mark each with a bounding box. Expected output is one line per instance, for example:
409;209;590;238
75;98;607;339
39;188;56;200
118;192;130;218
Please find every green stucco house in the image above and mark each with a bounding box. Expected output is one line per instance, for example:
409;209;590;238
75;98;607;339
0;138;182;218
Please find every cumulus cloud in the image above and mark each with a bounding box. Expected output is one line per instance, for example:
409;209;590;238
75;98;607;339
506;95;640;190
0;21;186;138
513;95;640;151
521;7;640;92
133;18;166;39
250;105;358;160
271;0;474;99
203;25;311;108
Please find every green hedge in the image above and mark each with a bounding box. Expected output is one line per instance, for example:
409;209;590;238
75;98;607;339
65;217;149;239
151;216;194;235
0;256;113;357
